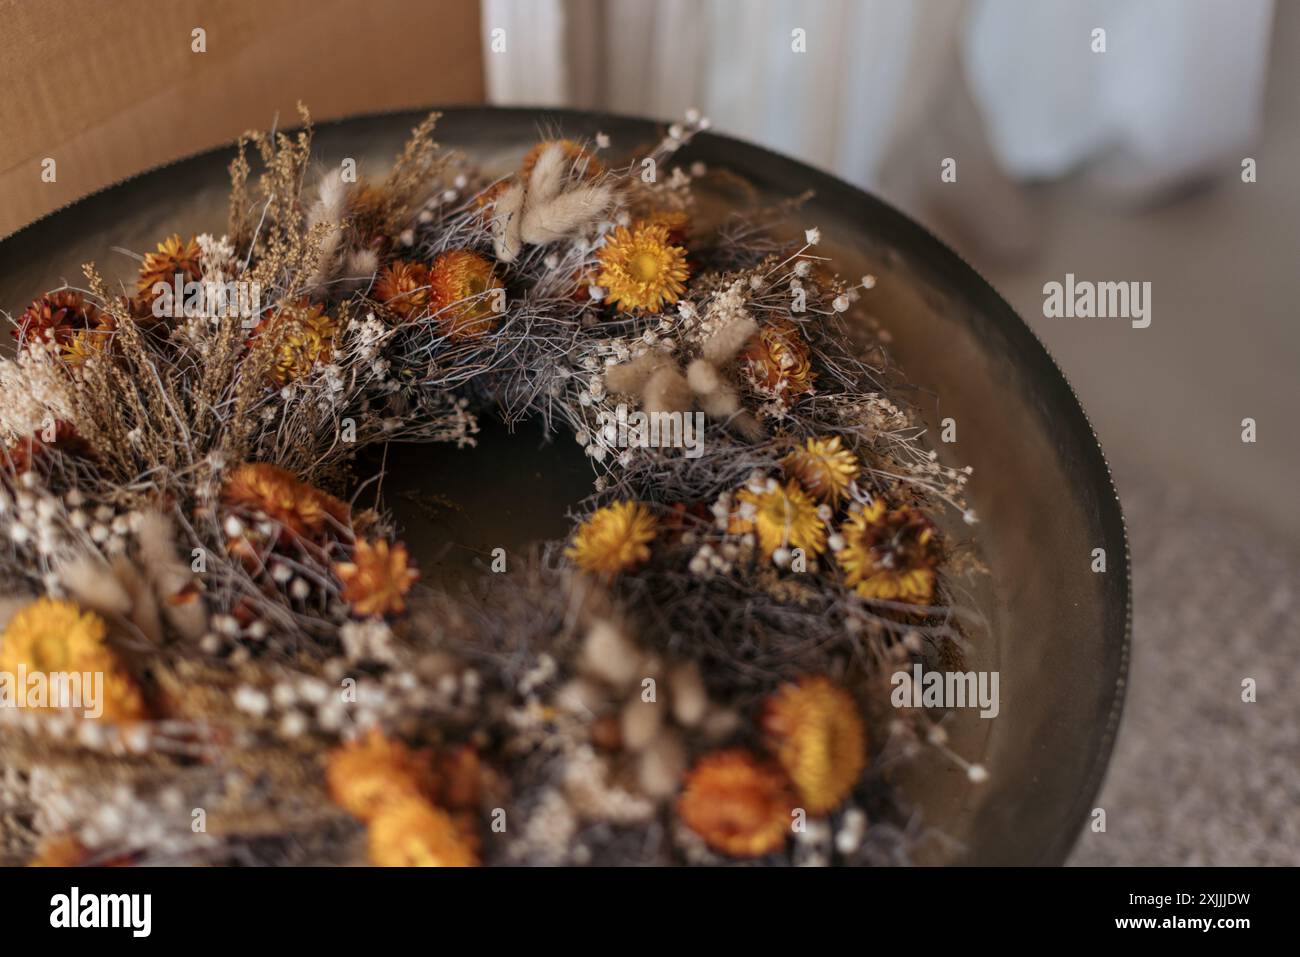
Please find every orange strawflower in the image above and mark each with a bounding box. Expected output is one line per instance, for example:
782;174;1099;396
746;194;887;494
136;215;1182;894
566;501;657;579
740;319;815;401
12;291;105;351
334;539;419;617
374;260;429;321
781;435;860;505
326;729;435;821
426;250;503;340
837;499;942;605
678;750;794;857
137;234;202;299
0;599;148;722
730;479;826;559
248;300;338;384
61;326;116;366
763;676;867;815
596;222;689;314
368;796;479;867
220;462;350;540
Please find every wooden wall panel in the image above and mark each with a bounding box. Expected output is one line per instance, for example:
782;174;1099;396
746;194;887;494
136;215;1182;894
0;0;486;237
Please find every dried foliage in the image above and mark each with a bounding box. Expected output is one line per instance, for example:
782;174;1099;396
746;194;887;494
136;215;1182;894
0;108;986;867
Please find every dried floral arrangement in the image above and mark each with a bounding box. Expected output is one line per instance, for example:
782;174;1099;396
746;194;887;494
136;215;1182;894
0;107;986;867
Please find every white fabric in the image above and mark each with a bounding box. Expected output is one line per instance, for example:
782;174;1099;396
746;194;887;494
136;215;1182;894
482;0;1274;196
965;0;1275;186
481;0;572;106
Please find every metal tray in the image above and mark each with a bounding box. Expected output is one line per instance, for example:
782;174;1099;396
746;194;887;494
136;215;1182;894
0;107;1129;865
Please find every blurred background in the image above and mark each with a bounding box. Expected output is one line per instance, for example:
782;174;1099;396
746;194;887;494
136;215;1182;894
3;0;1295;863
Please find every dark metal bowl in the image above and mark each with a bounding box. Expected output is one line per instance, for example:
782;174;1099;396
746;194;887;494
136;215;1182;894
0;107;1129;865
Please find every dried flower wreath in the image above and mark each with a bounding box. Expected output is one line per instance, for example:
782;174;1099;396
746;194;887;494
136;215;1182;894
0;107;986;867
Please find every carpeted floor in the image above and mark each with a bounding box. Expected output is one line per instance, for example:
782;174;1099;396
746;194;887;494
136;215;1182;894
1068;466;1299;865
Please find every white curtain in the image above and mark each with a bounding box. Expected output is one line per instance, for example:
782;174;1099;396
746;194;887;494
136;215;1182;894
481;0;1274;198
965;0;1275;192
